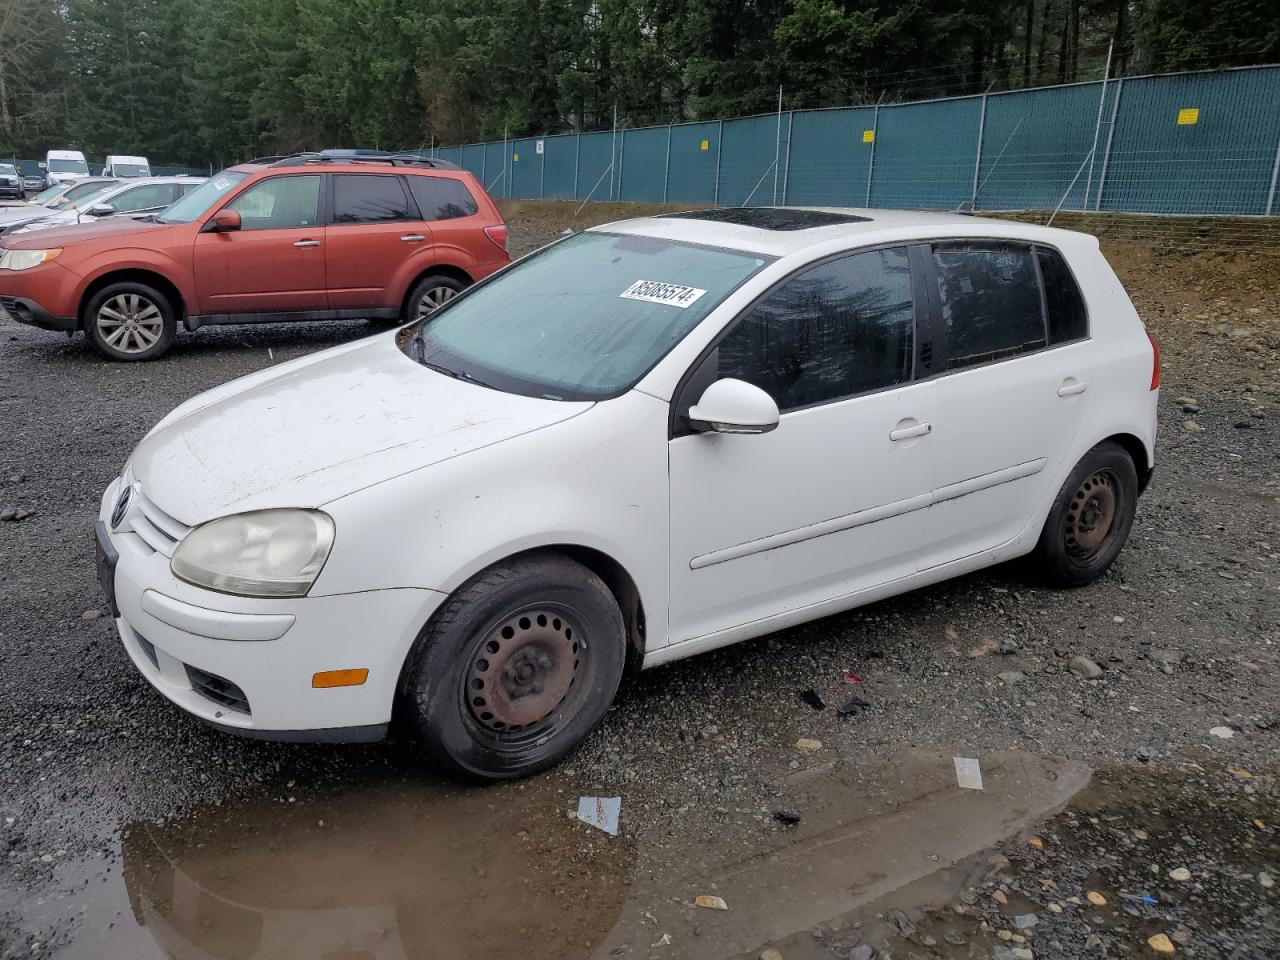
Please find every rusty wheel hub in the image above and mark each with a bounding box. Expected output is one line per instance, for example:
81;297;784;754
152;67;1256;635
1065;470;1118;555
467;610;579;732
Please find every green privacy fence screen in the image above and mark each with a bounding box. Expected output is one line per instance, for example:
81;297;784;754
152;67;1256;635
428;64;1280;217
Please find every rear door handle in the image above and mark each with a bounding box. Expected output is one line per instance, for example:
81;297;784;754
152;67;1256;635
400;234;426;243
1057;378;1088;397
889;422;932;442
293;239;321;248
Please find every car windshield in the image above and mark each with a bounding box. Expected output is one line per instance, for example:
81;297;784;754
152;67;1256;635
0;164;15;176
403;231;770;401
65;184;117;208
50;181;110;208
32;184;68;204
154;170;247;223
48;158;89;174
112;163;149;177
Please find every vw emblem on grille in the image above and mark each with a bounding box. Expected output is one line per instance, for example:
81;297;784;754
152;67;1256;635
111;485;133;530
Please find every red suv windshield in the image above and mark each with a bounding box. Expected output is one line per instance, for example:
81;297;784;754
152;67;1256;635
157;171;248;223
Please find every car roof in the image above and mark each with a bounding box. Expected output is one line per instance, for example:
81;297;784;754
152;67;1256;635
99;176;204;191
592;206;1094;257
227;158;466;177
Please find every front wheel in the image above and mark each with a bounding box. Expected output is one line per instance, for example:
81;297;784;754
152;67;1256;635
402;554;626;780
84;282;176;361
1033;441;1139;587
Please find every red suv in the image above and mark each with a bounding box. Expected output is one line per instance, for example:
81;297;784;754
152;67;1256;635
0;153;509;361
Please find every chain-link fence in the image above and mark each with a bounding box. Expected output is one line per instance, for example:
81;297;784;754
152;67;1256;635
425;64;1280;219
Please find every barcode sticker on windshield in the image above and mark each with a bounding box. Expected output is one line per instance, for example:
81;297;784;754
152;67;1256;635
213;176;231;191
619;280;708;309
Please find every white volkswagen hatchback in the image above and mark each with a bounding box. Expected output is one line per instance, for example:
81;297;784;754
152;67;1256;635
96;208;1158;779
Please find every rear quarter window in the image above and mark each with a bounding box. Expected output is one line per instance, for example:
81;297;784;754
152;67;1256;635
407;176;479;221
1036;246;1089;343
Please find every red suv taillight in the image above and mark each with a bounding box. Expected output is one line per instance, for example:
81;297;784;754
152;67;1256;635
1146;329;1160;390
484;224;507;254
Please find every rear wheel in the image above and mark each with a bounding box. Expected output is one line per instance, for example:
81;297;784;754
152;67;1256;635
403;553;625;780
1034;441;1139;587
84;282;176;362
403;273;468;324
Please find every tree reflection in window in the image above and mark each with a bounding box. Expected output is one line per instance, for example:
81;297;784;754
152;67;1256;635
718;247;915;412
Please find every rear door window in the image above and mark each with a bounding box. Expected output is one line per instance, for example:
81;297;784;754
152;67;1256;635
407;176;479;221
716;246;916;412
332;174;413;224
1036;246;1088;344
930;242;1046;370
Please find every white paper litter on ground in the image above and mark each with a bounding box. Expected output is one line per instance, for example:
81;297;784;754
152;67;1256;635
954;756;984;790
577;796;621;835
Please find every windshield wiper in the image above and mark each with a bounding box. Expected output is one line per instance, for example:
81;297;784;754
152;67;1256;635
415;350;493;390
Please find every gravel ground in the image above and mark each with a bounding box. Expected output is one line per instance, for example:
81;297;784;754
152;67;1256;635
0;203;1277;958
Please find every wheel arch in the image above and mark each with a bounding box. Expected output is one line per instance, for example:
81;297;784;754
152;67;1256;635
394;543;648;713
1101;431;1153;493
399;264;474;317
78;268;187;331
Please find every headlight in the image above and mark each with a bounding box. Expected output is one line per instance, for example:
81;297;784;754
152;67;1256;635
0;247;61;271
171;509;334;598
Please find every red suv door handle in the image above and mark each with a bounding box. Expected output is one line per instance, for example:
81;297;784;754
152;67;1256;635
400;234;426;243
293;239;321;248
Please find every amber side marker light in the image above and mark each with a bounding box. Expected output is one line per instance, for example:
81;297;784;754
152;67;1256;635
312;668;369;688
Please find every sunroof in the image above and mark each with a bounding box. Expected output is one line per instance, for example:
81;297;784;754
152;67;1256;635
664;208;872;231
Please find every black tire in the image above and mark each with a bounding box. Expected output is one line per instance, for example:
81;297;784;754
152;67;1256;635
84;281;176;362
403;553;625;781
402;273;468;324
1033;441;1139;587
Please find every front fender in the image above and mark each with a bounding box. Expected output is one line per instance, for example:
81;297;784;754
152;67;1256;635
315;390;673;648
72;249;187;306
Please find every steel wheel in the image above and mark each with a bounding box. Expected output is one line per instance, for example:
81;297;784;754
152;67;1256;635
416;285;457;319
404;553;625;780
1063;469;1120;560
462;604;586;746
96;293;164;355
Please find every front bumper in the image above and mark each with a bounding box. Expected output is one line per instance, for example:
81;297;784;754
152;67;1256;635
97;478;446;740
0;294;77;331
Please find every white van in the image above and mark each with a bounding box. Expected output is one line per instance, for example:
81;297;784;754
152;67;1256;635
102;155;152;178
45;149;90;187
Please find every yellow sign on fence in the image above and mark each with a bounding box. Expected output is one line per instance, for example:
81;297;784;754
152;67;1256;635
1177;108;1200;126
512;152;520;161
700;139;710;151
862;129;875;143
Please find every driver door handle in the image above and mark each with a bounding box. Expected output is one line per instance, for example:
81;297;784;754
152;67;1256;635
293;239;321;248
400;234;426;243
1057;378;1089;397
889;421;932;442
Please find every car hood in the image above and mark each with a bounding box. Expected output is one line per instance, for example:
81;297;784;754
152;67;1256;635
129;334;594;525
0;215;169;247
0;205;56;226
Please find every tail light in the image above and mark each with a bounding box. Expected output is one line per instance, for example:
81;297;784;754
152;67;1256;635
484;224;507;254
1145;329;1160;390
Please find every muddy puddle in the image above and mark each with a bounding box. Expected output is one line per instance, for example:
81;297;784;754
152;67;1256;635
6;749;1115;959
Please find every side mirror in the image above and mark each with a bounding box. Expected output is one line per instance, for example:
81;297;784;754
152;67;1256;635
687;378;780;435
205;209;241;233
87;203;115;217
